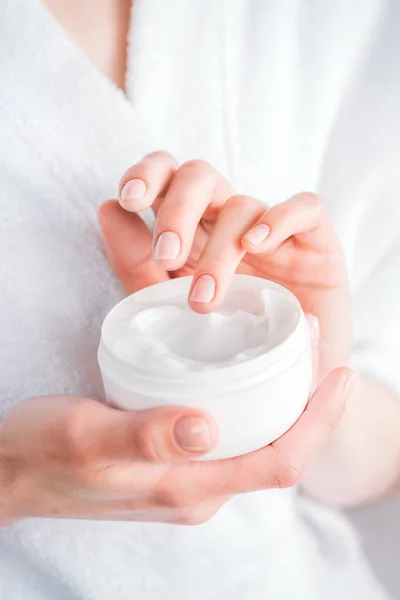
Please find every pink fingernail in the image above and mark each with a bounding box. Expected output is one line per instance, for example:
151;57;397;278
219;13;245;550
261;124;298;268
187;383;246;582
120;179;147;202
154;231;181;261
174;417;212;451
189;275;216;303
244;224;270;246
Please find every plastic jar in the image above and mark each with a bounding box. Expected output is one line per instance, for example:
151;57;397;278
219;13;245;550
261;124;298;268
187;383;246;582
98;275;312;460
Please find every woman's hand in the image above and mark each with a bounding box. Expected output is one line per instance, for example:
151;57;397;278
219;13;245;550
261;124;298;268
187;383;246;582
101;151;351;382
0;152;355;526
102;152;400;509
0;369;352;525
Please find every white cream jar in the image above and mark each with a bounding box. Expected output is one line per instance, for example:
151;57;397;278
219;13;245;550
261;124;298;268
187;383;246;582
98;275;312;460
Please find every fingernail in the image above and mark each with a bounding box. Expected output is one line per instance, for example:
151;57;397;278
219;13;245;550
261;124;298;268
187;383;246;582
174;417;212;451
244;224;270;246
343;371;356;400
154;231;181;261
189;275;216;303
120;179;147;203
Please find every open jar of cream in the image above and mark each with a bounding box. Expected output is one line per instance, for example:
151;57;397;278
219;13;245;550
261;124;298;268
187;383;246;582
98;274;312;460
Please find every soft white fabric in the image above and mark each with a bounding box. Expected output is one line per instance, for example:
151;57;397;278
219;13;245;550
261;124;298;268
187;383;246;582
0;0;399;598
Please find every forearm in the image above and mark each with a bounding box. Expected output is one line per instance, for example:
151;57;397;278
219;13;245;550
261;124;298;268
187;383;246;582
301;373;400;507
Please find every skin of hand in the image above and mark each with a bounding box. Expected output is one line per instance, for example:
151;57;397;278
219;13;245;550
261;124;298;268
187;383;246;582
0;151;380;525
105;151;351;383
0;155;353;523
101;150;400;507
0;370;351;525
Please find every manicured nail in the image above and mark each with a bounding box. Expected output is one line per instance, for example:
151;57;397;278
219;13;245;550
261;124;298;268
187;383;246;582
343;371;356;401
244;224;270;246
154;231;181;261
120;179;147;203
174;417;212;451
189;275;216;303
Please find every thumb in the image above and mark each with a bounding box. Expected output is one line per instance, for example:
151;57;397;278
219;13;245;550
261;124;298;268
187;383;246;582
91;403;219;466
98;199;169;294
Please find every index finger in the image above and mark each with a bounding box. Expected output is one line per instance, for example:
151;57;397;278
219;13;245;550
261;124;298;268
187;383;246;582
118;151;178;212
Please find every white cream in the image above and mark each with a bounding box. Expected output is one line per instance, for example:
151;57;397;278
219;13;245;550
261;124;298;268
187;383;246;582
107;288;296;373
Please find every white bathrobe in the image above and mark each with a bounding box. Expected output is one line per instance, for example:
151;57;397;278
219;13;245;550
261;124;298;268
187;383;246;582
0;0;399;598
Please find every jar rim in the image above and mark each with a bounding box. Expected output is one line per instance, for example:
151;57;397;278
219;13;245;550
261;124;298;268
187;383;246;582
98;275;310;396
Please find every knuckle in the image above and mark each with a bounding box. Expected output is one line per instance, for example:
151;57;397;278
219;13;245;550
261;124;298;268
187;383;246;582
116;257;147;282
62;402;99;467
134;421;165;463
179;159;214;181
268;445;303;489
300;192;324;213
120;150;177;188
176;496;228;525
144;150;178;167
276;463;303;489
223;194;257;213
268;203;290;223
159;486;198;509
